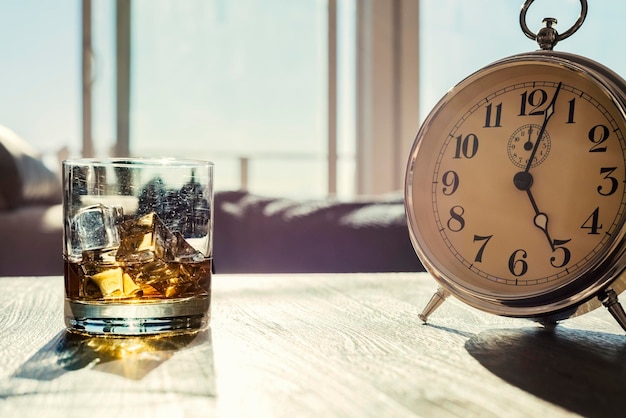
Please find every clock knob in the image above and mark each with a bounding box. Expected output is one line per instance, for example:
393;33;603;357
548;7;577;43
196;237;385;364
537;18;558;50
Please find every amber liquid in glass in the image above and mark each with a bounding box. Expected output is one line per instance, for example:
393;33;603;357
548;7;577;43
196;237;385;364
64;258;211;301
64;256;212;335
64;211;212;335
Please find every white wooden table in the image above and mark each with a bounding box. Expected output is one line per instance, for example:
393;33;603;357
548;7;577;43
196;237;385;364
1;273;625;417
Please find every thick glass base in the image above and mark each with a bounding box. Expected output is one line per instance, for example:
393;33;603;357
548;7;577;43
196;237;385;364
64;295;210;336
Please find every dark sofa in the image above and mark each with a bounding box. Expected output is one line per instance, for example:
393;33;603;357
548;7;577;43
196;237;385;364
213;191;424;273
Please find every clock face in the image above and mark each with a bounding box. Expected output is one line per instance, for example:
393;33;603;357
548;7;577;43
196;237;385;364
406;54;626;311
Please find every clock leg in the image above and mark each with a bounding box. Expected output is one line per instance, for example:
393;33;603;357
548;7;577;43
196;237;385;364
537;319;558;330
418;286;450;323
598;288;626;333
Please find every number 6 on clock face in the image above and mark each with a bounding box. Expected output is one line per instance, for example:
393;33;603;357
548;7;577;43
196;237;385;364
405;51;626;320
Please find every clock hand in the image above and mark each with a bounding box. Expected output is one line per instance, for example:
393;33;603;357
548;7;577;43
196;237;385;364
513;171;555;251
524;82;562;173
528;192;555;251
523;125;534;152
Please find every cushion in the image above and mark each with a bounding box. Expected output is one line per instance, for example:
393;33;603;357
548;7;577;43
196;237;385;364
0;124;62;210
0;204;63;276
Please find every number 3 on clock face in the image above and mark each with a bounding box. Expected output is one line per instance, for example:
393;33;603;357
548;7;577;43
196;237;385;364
406;54;626;311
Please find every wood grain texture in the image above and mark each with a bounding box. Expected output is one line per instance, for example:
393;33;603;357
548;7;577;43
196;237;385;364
0;276;215;418
1;273;625;417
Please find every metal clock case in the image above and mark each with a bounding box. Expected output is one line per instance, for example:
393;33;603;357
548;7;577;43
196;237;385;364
405;1;626;331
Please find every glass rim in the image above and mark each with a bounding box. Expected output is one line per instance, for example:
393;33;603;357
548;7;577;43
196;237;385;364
62;157;214;168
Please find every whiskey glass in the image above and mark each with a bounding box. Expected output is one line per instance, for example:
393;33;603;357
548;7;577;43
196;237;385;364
62;158;213;335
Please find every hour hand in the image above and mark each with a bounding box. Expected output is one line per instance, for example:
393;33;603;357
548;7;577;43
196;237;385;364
533;211;555;251
513;171;555;250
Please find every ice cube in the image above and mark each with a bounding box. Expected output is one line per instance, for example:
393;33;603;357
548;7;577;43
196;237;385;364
72;204;122;252
89;267;142;299
161;277;186;298
151;275;187;298
122;272;142;297
113;211;204;297
116;212;174;263
129;259;186;297
82;247;118;265
170;232;204;263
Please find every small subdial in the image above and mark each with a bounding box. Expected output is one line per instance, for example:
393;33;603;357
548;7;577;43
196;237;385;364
507;124;551;169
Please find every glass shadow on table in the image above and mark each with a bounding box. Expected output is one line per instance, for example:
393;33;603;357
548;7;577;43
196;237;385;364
57;330;211;379
1;328;215;400
465;326;626;418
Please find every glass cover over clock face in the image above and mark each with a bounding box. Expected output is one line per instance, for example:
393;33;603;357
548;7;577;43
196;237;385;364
406;55;626;307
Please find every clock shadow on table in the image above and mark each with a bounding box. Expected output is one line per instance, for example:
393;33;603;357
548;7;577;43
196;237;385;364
465;326;626;417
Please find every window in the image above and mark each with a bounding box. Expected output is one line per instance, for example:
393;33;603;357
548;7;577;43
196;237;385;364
88;0;358;198
1;0;418;199
0;0;80;166
128;1;328;196
9;1;624;200
88;0;418;199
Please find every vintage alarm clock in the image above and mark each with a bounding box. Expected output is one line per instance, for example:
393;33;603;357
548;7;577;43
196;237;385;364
404;0;626;331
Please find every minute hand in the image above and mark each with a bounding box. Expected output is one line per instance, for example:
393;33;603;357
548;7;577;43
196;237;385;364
524;82;562;173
